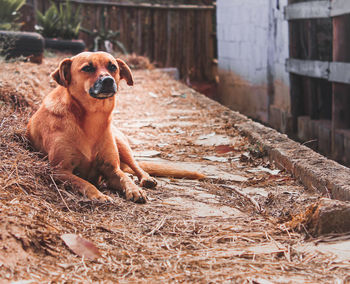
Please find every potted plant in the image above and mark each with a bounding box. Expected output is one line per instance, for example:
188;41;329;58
0;0;44;62
35;0;85;54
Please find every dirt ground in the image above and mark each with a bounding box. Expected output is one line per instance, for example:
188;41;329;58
0;56;350;283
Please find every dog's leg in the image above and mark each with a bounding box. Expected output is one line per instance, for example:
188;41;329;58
99;136;148;203
103;167;147;203
48;146;112;202
113;128;157;189
56;170;112;202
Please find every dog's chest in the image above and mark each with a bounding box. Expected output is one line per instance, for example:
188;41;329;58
73;147;101;180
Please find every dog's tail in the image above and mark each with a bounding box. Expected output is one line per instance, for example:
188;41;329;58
122;161;206;180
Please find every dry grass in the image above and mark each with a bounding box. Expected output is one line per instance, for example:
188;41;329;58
0;57;349;283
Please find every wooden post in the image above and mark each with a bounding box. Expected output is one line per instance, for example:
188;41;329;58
332;15;350;161
289;20;303;133
306;20;319;120
288;0;304;134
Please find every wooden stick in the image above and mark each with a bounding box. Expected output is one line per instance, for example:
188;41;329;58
220;184;262;213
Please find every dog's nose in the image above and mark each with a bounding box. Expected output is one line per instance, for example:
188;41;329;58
89;76;117;99
100;76;116;93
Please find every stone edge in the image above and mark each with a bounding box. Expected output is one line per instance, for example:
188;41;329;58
192;92;350;202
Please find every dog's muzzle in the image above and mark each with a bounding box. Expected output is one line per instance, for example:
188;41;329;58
89;76;117;99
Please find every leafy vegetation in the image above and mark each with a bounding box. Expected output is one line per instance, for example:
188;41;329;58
0;0;25;30
80;8;127;54
35;4;60;38
80;28;127;54
36;0;81;39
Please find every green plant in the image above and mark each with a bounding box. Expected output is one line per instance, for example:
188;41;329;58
80;7;127;54
58;0;81;39
81;28;128;54
0;0;25;30
35;3;61;38
35;0;81;39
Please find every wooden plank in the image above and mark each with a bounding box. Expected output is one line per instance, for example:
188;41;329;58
331;0;350;17
340;129;350;165
285;1;330;20
329;62;350;84
286;59;350;84
289;18;303;133
332;14;350;160
64;0;215;10
305;20;320;120
286;58;329;79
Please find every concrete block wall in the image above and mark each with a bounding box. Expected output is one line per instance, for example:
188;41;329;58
217;0;291;132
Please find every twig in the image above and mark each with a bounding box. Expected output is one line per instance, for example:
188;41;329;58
147;216;167;235
302;139;317;146
50;174;72;213
81;256;88;277
221;184;262;212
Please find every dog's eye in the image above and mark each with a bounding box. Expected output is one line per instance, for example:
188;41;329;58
82;65;96;73
108;64;117;72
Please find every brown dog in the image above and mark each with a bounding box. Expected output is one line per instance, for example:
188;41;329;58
26;51;204;203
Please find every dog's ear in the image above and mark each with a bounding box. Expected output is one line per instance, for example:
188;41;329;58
51;58;72;87
116;58;133;86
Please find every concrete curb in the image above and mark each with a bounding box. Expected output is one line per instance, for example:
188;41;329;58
192;92;350;202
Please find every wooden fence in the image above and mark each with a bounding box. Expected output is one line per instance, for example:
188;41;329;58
35;0;216;81
285;0;350;165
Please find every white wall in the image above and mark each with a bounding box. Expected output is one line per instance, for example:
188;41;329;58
217;0;290;130
217;0;269;84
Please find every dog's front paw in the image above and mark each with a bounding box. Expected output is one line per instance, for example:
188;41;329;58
125;186;147;204
140;177;157;189
90;191;113;202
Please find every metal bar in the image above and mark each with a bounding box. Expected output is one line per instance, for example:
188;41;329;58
64;0;215;10
285;1;330;20
286;58;329;79
331;0;350;17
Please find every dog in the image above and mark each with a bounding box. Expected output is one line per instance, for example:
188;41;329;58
26;51;204;203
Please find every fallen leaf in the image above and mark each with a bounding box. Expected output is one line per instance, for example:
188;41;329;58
61;234;101;260
215;145;235;154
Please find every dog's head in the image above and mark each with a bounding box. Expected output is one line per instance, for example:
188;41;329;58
51;51;133;100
